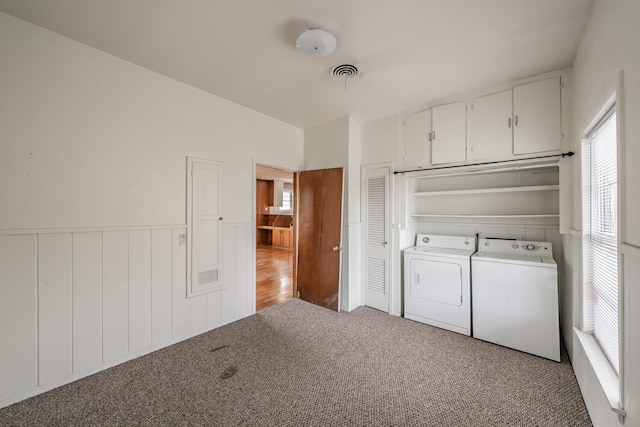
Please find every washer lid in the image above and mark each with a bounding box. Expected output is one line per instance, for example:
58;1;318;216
473;251;556;267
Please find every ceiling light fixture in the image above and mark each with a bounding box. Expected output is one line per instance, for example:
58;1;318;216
296;29;337;57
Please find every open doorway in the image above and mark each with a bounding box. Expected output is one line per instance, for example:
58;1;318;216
255;165;295;311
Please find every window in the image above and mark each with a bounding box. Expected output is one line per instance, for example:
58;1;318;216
282;189;293;210
582;108;619;374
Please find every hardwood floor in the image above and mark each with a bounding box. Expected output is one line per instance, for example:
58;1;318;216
256;244;293;311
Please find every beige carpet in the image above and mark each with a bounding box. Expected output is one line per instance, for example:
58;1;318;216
0;299;591;426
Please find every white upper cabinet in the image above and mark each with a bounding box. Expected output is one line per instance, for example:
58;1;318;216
404;74;563;169
403;108;432;169
432;101;467;164
472;90;513;160
513;76;562;155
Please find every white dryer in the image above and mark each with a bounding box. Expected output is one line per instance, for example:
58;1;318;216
472;238;560;361
404;234;476;335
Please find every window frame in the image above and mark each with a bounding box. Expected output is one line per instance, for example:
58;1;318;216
581;106;619;373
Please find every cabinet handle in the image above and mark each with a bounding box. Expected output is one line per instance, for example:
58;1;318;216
508;117;512;128
428;131;432;142
515;115;519;126
432;131;436;141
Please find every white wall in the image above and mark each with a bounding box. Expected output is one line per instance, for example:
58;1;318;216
304;117;362;311
361;114;400;166
0;12;303;407
0;13;302;229
569;0;640;425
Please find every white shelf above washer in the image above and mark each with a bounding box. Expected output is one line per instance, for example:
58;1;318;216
410;213;560;218
413;184;559;197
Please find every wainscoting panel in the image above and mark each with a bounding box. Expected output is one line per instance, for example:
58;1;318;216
0;235;37;396
102;231;129;363
206;291;222;329
190;294;208;335
0;223;256;408
222;223;253;322
38;233;73;386
171;228;190;341
151;229;173;347
128;230;152;354
72;232;102;374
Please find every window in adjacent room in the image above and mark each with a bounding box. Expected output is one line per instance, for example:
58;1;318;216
581;107;619;373
282;188;293;210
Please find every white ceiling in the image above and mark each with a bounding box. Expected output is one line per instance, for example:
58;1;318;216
0;0;594;129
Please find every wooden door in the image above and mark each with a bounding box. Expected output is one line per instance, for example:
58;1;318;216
296;168;344;311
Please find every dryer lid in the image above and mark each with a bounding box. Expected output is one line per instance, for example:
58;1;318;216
405;245;475;259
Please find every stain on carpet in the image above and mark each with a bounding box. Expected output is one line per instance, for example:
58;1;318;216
210;345;229;353
219;366;238;380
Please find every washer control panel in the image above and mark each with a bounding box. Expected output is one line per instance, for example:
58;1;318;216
478;238;552;257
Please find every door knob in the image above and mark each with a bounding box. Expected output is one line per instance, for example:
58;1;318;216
332;246;342;252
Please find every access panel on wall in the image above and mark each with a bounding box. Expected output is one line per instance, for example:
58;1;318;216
187;157;224;297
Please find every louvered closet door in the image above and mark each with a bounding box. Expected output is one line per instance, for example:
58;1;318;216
364;166;390;312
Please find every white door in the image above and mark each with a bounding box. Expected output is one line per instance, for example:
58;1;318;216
472;89;513;160
403;109;432;169
363;166;391;312
187;157;224;297
513;76;562;155
432;101;467;164
408;259;462;306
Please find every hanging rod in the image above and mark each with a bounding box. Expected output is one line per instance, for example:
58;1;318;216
393;151;575;175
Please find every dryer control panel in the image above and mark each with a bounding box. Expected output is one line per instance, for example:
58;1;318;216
415;234;475;251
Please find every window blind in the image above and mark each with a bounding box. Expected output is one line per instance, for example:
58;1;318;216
582;109;619;374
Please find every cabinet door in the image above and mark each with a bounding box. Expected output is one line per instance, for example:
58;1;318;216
273;230;282;247
472;90;513;160
284;230;292;249
403;109;432;169
432;101;466;164
513;77;561;155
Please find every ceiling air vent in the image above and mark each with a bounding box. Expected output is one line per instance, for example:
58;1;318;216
330;64;359;80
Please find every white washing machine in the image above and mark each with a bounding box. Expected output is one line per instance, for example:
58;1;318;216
472;238;560;361
404;234;476;335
